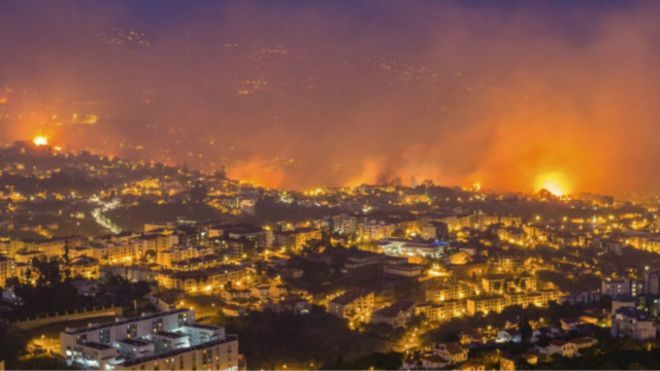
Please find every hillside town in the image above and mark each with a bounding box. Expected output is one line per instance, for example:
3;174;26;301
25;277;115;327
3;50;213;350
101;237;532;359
0;143;658;369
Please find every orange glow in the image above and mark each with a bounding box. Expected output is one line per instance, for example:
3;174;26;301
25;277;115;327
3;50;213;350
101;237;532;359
227;157;285;188
33;135;49;147
535;172;571;196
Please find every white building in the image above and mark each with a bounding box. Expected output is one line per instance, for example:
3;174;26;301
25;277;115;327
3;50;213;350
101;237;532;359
332;215;358;235
601;278;631;297
378;238;447;259
611;307;656;341
60;309;239;370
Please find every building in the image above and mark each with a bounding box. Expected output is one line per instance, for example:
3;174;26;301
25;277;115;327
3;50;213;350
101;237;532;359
224;225;269;251
378;238;447;259
417;354;450;370
155;265;246;293
559;317;584;332
156;246;212;269
383;258;424;278
60;309;239;370
357;222;396;241
332;214;358;235
601;278;632;297
432;343;468;365
275;228;322;252
499;356;516;371
611;307;656;340
505;289;561;308
643;268;660;295
0;255;16;287
416;300;466;322
370;301;415;328
623;232;660;253
539;336;595;358
90;242;138;265
70;256;101;280
496;329;522;343
343;250;385;273
466;296;506;315
327;289;374;322
139;232;180;254
487;255;524;274
541;340;578;358
426;280;471;302
481;274;507;295
572;337;598;352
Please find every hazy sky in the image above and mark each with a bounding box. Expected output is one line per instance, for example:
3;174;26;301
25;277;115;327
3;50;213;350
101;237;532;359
0;0;658;195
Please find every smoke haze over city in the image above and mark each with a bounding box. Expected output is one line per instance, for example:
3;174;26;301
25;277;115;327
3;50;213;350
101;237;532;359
1;0;658;194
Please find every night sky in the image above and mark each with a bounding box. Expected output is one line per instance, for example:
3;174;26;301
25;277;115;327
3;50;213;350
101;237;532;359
0;0;658;194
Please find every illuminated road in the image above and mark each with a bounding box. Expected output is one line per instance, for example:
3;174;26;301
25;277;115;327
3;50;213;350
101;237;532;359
91;198;122;234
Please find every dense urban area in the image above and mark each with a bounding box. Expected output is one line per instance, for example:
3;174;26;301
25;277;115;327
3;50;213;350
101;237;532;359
0;140;658;370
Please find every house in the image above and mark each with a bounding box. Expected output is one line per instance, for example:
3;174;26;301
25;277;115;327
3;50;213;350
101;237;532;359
419;354;450;369
265;295;311;315
370;301;415;328
433;342;468;365
531;327;551;344
69;279;100;297
540;339;578;358
459;360;486;371
459;330;485;346
496;328;522;343
571;337;598;351
327;289;374;321
611;307;656;340
383;258;424;278
559;317;583;332
523;352;539;366
499;356;516;371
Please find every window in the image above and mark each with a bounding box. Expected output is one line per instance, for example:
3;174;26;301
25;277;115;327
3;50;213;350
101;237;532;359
153;319;163;333
127;324;138;338
100;329;111;344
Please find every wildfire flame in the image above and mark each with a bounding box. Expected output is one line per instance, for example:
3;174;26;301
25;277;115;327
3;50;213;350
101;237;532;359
535;172;571;196
33;135;49;147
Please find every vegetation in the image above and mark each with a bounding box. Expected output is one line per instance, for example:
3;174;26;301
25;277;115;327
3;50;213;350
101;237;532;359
423;301;601;343
322;351;403;370
528;338;660;370
225;306;388;369
11;259;85;317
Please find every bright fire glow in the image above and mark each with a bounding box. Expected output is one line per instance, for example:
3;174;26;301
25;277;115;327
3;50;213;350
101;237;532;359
33;135;49;147
535;172;571;196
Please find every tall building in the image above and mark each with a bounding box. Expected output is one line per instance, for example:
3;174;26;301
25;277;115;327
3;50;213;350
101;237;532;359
0;254;16;287
643;269;660;295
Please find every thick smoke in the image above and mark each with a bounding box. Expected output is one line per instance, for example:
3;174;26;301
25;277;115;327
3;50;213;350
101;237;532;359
0;0;658;194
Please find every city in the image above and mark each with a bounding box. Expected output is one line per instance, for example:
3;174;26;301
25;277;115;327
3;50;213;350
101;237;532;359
0;139;657;370
0;1;659;370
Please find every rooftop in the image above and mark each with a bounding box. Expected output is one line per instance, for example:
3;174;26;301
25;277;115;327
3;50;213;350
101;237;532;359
64;309;190;335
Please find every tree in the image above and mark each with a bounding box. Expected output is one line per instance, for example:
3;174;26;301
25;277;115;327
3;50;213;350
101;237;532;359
63;245;71;281
519;316;532;343
32;258;62;287
0;325;27;366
